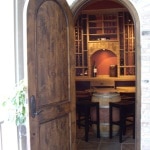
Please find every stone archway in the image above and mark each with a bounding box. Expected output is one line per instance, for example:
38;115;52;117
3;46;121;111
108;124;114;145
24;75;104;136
71;0;141;149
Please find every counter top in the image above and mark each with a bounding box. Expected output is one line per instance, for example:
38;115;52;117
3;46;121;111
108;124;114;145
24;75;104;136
116;87;135;93
75;76;135;81
86;87;136;94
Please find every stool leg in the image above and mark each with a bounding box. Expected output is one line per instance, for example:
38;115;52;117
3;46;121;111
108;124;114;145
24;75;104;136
77;107;81;128
119;109;123;143
109;105;113;139
96;104;100;138
122;113;127;136
85;106;89;142
133;111;135;139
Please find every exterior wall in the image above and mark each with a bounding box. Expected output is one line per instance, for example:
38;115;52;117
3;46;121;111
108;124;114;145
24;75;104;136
134;1;150;149
70;0;150;149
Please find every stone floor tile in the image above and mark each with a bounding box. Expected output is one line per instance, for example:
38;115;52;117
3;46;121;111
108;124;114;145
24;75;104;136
121;143;135;150
98;142;121;150
77;141;100;150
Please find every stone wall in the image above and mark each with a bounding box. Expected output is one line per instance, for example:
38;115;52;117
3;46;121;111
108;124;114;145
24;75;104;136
133;0;150;149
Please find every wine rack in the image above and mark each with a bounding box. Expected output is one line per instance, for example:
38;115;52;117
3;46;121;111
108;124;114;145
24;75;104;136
75;14;88;76
119;12;135;76
75;10;135;77
88;13;118;41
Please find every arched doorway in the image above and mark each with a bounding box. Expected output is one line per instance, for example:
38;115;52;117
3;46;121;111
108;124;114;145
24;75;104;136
72;0;141;149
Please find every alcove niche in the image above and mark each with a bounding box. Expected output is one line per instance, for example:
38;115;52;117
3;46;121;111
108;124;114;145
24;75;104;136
91;49;117;76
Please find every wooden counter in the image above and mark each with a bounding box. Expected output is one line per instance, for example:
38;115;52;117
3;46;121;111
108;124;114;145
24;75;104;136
76;76;135;90
75;76;135;81
116;87;135;93
86;87;135;94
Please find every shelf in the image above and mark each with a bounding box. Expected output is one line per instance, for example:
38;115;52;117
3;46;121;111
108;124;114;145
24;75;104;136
88;13;118;41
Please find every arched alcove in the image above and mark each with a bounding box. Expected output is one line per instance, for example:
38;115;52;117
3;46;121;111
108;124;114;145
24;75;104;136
71;0;141;148
91;49;117;76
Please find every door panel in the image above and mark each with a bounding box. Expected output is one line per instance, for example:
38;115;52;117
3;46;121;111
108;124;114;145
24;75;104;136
40;115;70;150
27;0;75;149
36;1;68;106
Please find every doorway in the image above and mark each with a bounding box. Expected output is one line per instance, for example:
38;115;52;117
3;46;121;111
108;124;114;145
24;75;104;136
72;0;140;149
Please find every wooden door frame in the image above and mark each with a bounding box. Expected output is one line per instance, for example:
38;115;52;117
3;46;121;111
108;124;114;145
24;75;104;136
71;0;141;149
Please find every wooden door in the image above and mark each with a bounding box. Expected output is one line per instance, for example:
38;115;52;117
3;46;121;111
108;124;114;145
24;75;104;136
27;0;76;149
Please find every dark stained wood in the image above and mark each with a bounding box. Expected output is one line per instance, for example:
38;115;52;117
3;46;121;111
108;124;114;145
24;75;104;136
27;0;76;149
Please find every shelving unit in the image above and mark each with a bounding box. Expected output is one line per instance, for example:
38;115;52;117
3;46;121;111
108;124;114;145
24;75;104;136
88;13;118;41
75;14;88;76
75;10;135;78
119;12;135;76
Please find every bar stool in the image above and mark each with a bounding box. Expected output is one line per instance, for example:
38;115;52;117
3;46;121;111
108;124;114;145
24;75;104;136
109;100;135;143
76;101;100;142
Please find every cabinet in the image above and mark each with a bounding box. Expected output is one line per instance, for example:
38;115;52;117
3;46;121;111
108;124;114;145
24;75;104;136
75;10;135;77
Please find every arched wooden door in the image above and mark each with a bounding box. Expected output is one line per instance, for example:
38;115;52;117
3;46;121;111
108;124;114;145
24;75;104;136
27;0;76;149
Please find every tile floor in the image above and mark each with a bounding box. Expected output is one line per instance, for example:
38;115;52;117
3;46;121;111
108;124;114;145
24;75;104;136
76;126;135;150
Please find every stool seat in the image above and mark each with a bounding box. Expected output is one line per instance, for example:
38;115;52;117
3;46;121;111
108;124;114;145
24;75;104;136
109;100;135;143
76;101;100;141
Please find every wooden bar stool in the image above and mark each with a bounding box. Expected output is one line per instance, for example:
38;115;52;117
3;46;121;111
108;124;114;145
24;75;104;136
76;101;100;142
109;100;135;143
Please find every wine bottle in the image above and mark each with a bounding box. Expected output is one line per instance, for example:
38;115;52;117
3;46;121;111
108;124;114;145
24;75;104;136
93;64;97;77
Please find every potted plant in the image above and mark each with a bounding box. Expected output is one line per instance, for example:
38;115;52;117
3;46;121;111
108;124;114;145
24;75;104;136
2;80;27;150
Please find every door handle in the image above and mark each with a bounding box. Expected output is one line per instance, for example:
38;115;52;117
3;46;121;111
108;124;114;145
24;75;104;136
30;95;43;118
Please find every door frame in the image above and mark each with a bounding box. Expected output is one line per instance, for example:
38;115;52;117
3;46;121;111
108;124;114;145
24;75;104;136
71;0;141;149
